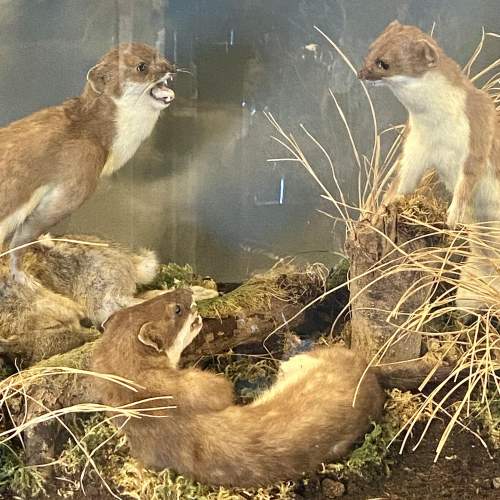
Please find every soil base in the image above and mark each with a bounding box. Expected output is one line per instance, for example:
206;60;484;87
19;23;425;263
328;423;499;500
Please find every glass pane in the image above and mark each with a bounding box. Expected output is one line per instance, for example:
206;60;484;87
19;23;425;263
1;0;498;281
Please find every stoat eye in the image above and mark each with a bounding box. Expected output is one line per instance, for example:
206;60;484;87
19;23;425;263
174;304;182;315
376;59;389;71
136;62;148;73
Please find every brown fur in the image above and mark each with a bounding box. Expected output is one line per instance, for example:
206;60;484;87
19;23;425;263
0;43;175;278
359;20;465;84
91;291;385;487
0;233;158;364
0;263;95;366
26;234;159;324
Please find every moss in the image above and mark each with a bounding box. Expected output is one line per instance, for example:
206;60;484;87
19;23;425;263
149;263;197;290
199;264;324;319
35;340;96;370
345;422;394;475
462;390;500;450
198;277;287;319
486;394;500;449
326;258;349;290
0;444;46;498
211;351;280;403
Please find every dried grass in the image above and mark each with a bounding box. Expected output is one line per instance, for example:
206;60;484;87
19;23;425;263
0;366;177;499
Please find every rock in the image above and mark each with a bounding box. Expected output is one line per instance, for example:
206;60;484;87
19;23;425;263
321;478;345;498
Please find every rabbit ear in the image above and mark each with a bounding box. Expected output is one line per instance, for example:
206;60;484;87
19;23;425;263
138;321;165;353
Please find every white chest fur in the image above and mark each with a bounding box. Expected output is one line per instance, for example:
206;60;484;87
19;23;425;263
386;72;470;192
101;90;161;177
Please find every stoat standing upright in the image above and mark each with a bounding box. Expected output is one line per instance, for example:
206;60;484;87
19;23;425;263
91;290;384;488
358;20;500;310
0;43;175;282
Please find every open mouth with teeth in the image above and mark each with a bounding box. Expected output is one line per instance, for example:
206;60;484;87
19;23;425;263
149;80;175;106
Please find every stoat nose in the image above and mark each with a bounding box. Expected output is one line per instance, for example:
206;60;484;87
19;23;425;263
80;317;94;329
156;60;176;77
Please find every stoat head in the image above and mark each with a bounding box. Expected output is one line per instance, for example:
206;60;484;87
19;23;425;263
85;43;176;110
102;289;202;368
358;20;440;87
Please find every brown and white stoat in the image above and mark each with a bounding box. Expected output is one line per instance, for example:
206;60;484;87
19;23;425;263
0;43;175;282
359;21;500;310
91;290;384;488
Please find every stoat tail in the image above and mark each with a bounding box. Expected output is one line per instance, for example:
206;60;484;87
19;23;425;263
131;248;159;285
153;346;384;487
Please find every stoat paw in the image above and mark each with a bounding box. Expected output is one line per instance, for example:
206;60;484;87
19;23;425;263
446;203;466;229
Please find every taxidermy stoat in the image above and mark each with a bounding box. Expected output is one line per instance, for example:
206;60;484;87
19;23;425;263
0;43;175;282
359;20;500;229
91;290;384;487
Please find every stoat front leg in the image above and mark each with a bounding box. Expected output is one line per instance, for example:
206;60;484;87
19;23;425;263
446;160;482;228
389;156;428;201
374;155;428;224
446;175;469;228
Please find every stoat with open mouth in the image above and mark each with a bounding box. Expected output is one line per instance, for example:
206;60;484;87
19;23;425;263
0;43;175;283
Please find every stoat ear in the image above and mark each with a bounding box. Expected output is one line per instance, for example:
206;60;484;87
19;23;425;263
86;63;108;94
138;322;165;353
386;19;402;31
414;39;439;67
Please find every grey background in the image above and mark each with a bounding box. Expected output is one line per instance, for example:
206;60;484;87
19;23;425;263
0;0;498;281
